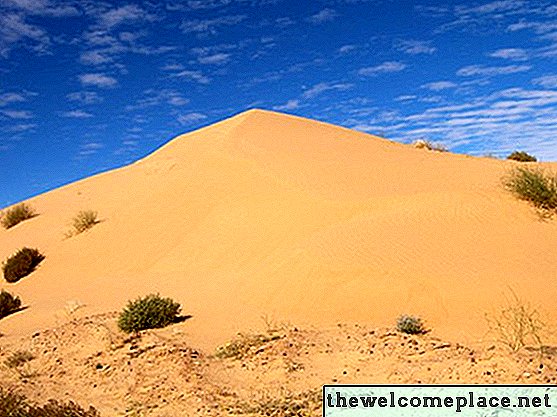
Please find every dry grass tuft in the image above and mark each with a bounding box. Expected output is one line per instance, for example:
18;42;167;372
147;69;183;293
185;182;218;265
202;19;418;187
1;203;36;229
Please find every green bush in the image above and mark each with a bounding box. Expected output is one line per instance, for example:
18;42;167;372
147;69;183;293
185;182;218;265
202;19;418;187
2;247;45;283
504;167;557;211
1;203;36;229
0;289;22;319
396;315;426;335
0;388;100;417
118;294;181;333
507;151;537;162
71;210;99;234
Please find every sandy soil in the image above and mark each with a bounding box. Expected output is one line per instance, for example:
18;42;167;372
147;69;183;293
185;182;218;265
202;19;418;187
1;313;555;416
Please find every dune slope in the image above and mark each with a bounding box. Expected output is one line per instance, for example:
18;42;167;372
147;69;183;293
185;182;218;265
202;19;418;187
1;109;556;348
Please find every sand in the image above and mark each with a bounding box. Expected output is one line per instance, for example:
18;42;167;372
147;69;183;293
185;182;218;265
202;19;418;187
1;108;556;352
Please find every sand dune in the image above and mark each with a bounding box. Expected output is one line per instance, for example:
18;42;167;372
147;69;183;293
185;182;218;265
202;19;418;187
1;109;556;349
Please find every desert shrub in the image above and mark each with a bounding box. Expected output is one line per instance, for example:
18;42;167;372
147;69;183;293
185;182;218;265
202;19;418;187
412;139;447;152
71;210;99;234
4;350;34;369
396;315;426;335
0;388;100;417
118;294;181;333
1;203;36;229
0;289;21;319
507;151;537;162
504;167;557;211
229;390;322;417
2;247;45;283
215;332;281;360
486;292;544;352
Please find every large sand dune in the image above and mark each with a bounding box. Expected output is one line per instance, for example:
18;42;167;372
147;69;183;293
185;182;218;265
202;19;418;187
1;109;556;349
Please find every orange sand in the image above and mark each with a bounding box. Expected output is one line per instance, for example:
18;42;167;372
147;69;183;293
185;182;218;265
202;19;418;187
1;109;556;350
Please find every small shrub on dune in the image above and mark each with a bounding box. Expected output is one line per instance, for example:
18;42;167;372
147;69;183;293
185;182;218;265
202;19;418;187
0;289;21;319
504;167;557;211
507;151;537;162
412;139;447;152
2;247;45;283
118;294;181;333
71;210;99;235
396;314;427;335
1;203;36;229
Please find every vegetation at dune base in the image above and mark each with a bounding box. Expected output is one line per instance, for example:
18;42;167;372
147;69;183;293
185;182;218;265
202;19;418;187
2;247;45;283
507;151;537;162
70;210;99;235
396;314;427;335
412;139;448;152
504;166;557;211
0;203;36;229
118;293;181;333
0;289;22;320
215;332;282;360
0;388;100;417
486;291;545;352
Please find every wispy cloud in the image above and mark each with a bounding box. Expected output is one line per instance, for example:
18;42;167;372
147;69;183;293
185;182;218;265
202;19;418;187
126;89;189;111
489;48;529;60
421;81;457;91
302;82;353;99
63;110;93;118
79;141;104;156
396;39;437;55
358;61;406;76
66;91;103;104
197;53;231;65
273;99;300;111
0;13;50;57
178;112;208;125
307;8;338;24
95;5;155;30
457;64;531;77
2;0;80;17
532;74;557;88
171;70;211;84
79;73;118;88
180;15;246;35
1;109;33;119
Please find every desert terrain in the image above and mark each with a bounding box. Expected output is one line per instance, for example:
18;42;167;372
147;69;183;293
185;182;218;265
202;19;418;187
1;109;556;415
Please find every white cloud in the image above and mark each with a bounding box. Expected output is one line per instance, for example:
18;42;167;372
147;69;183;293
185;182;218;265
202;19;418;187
338;44;357;54
302;82;353;99
171;70;210;84
273;99;299;111
307;8;338;24
1;109;33;119
79;141;104;156
63;110;93;118
178;112;207;124
79;73;118;88
421;81;457;91
180;15;246;35
532;75;557;88
96;5;154;30
198;53;230;65
2;0;80;17
0;13;49;57
396;40;437;55
0;92;26;106
66;91;103;104
489;48;529;60
457;64;531;76
358;61;406;76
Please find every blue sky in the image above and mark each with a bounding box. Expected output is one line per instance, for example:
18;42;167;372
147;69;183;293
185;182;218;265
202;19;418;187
1;0;557;206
